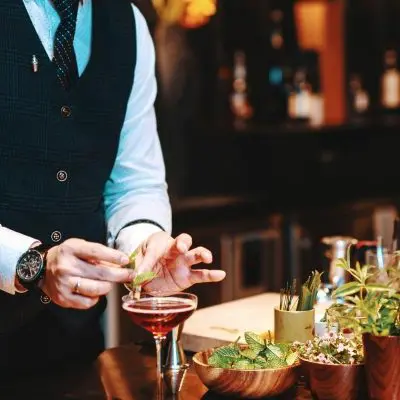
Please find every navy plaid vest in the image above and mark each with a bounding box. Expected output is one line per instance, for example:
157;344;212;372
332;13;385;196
0;0;136;371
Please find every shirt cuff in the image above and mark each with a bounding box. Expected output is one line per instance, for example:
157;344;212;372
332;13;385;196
114;223;163;256
0;227;39;295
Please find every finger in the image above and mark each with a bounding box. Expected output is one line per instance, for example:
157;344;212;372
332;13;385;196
70;259;134;283
174;233;193;253
189;269;226;285
136;245;160;274
62;239;129;265
183;247;213;265
69;277;113;298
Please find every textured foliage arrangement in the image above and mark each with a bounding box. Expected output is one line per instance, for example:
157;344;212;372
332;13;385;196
207;331;298;369
330;256;400;337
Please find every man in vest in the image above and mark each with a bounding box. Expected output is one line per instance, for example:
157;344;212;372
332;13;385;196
0;0;225;379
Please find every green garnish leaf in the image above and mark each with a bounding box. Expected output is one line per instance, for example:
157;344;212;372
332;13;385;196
286;352;299;366
208;353;234;368
244;331;265;352
239;347;260;360
213;344;240;359
125;247;140;271
124;248;158;289
132;271;157;286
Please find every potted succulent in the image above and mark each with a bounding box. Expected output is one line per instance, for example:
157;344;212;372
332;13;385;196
274;271;321;343
331;257;400;400
295;332;365;400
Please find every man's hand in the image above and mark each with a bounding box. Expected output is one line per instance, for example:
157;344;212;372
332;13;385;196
133;232;226;293
42;238;132;309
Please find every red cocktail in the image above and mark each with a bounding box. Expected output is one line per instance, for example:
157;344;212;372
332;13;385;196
122;292;197;399
123;295;196;338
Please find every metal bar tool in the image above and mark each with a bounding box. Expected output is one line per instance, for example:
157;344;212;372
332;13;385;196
163;323;189;395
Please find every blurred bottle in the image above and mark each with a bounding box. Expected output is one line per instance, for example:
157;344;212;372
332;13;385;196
230;50;253;129
380;49;400;112
348;74;370;123
287;51;322;126
287;67;311;122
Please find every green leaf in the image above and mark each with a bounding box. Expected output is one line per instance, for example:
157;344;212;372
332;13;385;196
254;356;269;366
132;271;157;286
264;352;287;368
214;344;240;359
360;265;370;283
231;359;255;369
124;248;140;271
239;347;260;360
267;344;285;359
332;281;362;298
286;352;298;366
208;353;233;368
335;258;348;270
355;262;362;276
364;284;393;293
244;332;265;352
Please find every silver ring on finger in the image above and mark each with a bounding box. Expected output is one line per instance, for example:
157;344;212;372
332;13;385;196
73;277;81;295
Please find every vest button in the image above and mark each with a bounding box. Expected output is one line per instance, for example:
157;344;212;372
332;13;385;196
56;170;68;182
61;106;72;118
51;230;62;242
40;294;51;304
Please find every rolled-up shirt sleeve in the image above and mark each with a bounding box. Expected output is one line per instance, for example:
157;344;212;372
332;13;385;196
103;5;172;256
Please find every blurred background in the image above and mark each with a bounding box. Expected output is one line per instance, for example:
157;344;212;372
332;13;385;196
114;0;400;344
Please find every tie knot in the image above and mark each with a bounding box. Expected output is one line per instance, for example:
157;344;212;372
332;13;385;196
52;0;79;18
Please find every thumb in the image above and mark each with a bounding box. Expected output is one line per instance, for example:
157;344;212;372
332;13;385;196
135;238;168;274
134;232;172;274
135;246;159;274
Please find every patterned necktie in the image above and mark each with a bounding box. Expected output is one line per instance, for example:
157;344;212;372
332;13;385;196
52;0;80;90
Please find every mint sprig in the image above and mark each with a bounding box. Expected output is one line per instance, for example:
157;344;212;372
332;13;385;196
124;248;157;290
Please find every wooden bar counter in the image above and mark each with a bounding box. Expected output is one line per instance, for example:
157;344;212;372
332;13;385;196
0;344;314;400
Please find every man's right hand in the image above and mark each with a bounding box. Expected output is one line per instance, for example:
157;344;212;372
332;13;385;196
41;238;132;310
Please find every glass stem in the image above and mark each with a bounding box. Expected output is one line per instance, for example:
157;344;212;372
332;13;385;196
154;336;166;400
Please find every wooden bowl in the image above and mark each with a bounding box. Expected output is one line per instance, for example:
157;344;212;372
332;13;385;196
192;347;300;399
299;358;365;400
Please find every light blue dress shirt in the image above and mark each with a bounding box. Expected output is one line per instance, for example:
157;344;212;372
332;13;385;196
0;0;172;294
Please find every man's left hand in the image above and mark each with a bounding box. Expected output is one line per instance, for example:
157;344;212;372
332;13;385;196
132;232;226;292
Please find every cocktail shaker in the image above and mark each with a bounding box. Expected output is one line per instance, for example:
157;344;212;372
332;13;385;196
163;323;189;394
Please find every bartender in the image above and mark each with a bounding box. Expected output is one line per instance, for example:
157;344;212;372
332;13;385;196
0;0;225;379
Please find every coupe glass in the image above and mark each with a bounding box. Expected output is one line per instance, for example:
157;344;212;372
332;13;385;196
122;291;197;399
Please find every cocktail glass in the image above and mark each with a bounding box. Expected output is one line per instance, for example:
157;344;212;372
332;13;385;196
122;291;197;399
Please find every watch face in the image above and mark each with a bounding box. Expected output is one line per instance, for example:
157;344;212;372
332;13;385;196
17;250;43;283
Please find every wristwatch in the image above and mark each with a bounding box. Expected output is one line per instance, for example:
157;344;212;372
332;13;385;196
16;244;49;291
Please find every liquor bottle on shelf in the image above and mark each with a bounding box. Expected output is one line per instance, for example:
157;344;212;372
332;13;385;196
287;51;323;126
380;49;400;113
348;74;370;122
288;68;312;122
230;50;253;129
